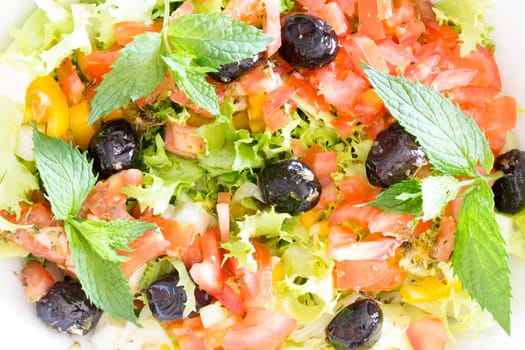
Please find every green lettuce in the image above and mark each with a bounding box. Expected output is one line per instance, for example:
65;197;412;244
433;0;494;56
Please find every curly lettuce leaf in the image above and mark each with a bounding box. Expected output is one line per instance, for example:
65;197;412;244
433;0;494;56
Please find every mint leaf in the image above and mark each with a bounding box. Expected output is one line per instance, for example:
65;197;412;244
32;127;96;220
421;175;463;220
167;14;272;68
368;179;422;215
65;222;137;323
452;180;511;334
163;55;220;115
69;218;157;262
362;64;493;177
89;32;167;124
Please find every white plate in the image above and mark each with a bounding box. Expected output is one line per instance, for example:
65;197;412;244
1;1;525;349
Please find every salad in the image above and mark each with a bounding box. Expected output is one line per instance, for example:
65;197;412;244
1;0;524;349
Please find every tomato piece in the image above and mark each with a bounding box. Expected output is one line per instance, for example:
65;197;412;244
167;317;207;350
377;39;415;69
143;215;195;256
353;88;384;119
296;0;325;11
8;227;75;275
328;230;401;261
430;215;455;261
463;46;502;90
19;260;55;302
113;21;161;46
1;202;55;227
223;0;264;26
334;259;407;291
315;2;349;36
77;49;120;82
262;0;281;56
350;34;389;72
431;68;477;92
368;211;432;236
164;122;205;159
357;0;385;40
120;229;170;278
332;0;355;16
480;95;517;155
189;229;224;295
82;169;143;220
302;145;338;179
222;308;297;350
57;58;85;105
69;100;98;150
406;316;447;350
285;72;331;112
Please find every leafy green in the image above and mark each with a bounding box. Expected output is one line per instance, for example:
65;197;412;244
167;14;272;68
32;125;97;220
362;63;493;177
121;174;176;215
452;180;511;334
171;258;197;318
65;222;137;323
368;179;422;215
0;97;38;214
197;117;264;176
32;128;156;323
89;32;166;123
433;0;494;56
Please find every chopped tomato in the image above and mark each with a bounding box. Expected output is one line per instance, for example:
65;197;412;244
223;0;264;26
334;259;407;291
296;0;325;11
350;34;389;72
222;308;297;350
431;68;477;92
263;85;295;132
19;260;55;302
82;169;143;220
479;95;517;155
1;202;55;227
328;229;401;261
430;215;456;261
285;72;331;112
167;317;207;350
406;316;447;350
113;21;161;46
190;229;224;295
357;0;385;40
120;229;170;278
7;227;75;275
164;122;205;158
367;211;432;236
77;49;120;82
141;214;195;256
315;2;349;36
262;0;281;56
57;58;85;105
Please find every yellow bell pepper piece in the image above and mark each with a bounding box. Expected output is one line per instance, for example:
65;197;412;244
69;100;98;150
400;276;461;303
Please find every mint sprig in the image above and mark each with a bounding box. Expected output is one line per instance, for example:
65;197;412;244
362;64;511;334
363;64;493;177
89;13;272;123
89;33;166;124
33;127;156;323
368;179;422;215
453;180;511;332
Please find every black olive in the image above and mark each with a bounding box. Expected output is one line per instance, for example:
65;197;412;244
279;14;339;70
492;149;525;214
208;52;265;83
146;272;212;321
36;281;101;335
259;159;321;215
366;123;427;187
88;119;139;179
326;299;383;350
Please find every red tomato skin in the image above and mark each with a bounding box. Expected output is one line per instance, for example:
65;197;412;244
77;49;120;83
164;122;205;158
19;260;55;302
113;21;161;46
357;0;385;40
334;259;407;291
221;308;297;350
406;316;447;350
57;58;85;105
120;229;170;278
